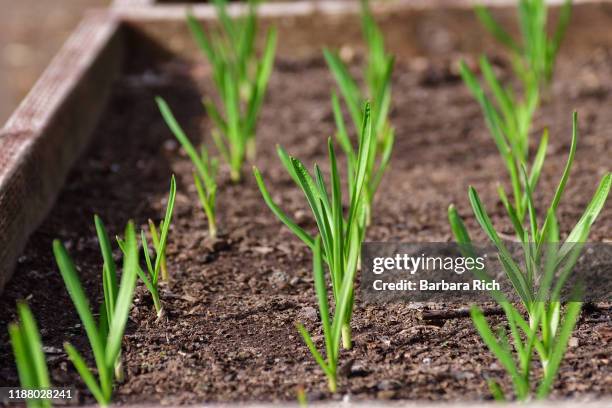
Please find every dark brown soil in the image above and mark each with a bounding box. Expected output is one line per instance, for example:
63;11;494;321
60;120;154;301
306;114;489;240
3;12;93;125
1;4;611;406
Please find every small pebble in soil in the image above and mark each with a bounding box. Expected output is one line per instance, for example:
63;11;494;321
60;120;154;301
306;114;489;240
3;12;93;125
236;351;251;361
452;370;475;380
252;245;274;255
349;361;371;378
268;269;289;288
378;336;391;349
42;346;63;354
377;379;401;391
163;139;178;152
299;306;318;321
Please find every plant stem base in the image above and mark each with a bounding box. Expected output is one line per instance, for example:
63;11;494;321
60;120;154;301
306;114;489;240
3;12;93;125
328;376;337;393
342;324;352;350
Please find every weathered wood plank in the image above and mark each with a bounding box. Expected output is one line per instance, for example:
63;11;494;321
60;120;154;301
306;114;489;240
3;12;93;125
0;12;122;292
112;0;155;8
110;0;612;18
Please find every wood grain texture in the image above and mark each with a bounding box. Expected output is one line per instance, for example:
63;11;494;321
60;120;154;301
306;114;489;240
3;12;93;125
110;0;612;16
0;12;122;292
112;0;155;7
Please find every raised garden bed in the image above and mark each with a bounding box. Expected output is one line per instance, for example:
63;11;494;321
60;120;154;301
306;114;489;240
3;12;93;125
0;0;610;405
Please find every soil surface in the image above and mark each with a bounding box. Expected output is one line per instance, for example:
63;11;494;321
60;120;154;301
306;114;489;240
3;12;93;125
0;5;611;406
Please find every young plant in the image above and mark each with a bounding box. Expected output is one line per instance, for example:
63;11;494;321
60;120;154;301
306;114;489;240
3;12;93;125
475;0;572;91
147;218;168;281
53;219;140;406
296;237;357;393
157;98;219;238
8;302;51;408
118;176;176;317
460;58;542;223
461;0;572;221
186;0;277;182
254;104;373;353
324;0;395;221
148;176;178;282
448;113;612;400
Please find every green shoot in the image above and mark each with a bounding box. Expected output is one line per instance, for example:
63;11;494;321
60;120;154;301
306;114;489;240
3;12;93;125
255;103;373;355
193;147;219;239
146;176;177;282
157;98;219;238
296;236;358;393
9;302;51;408
148;220;167;281
324;0;395;222
475;0;572;91
462;0;572;221
118;176;177;317
448;113;611;400
460;58;541;222
53;219;140;406
468;299;582;401
141;176;176;312
186;0;277;182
